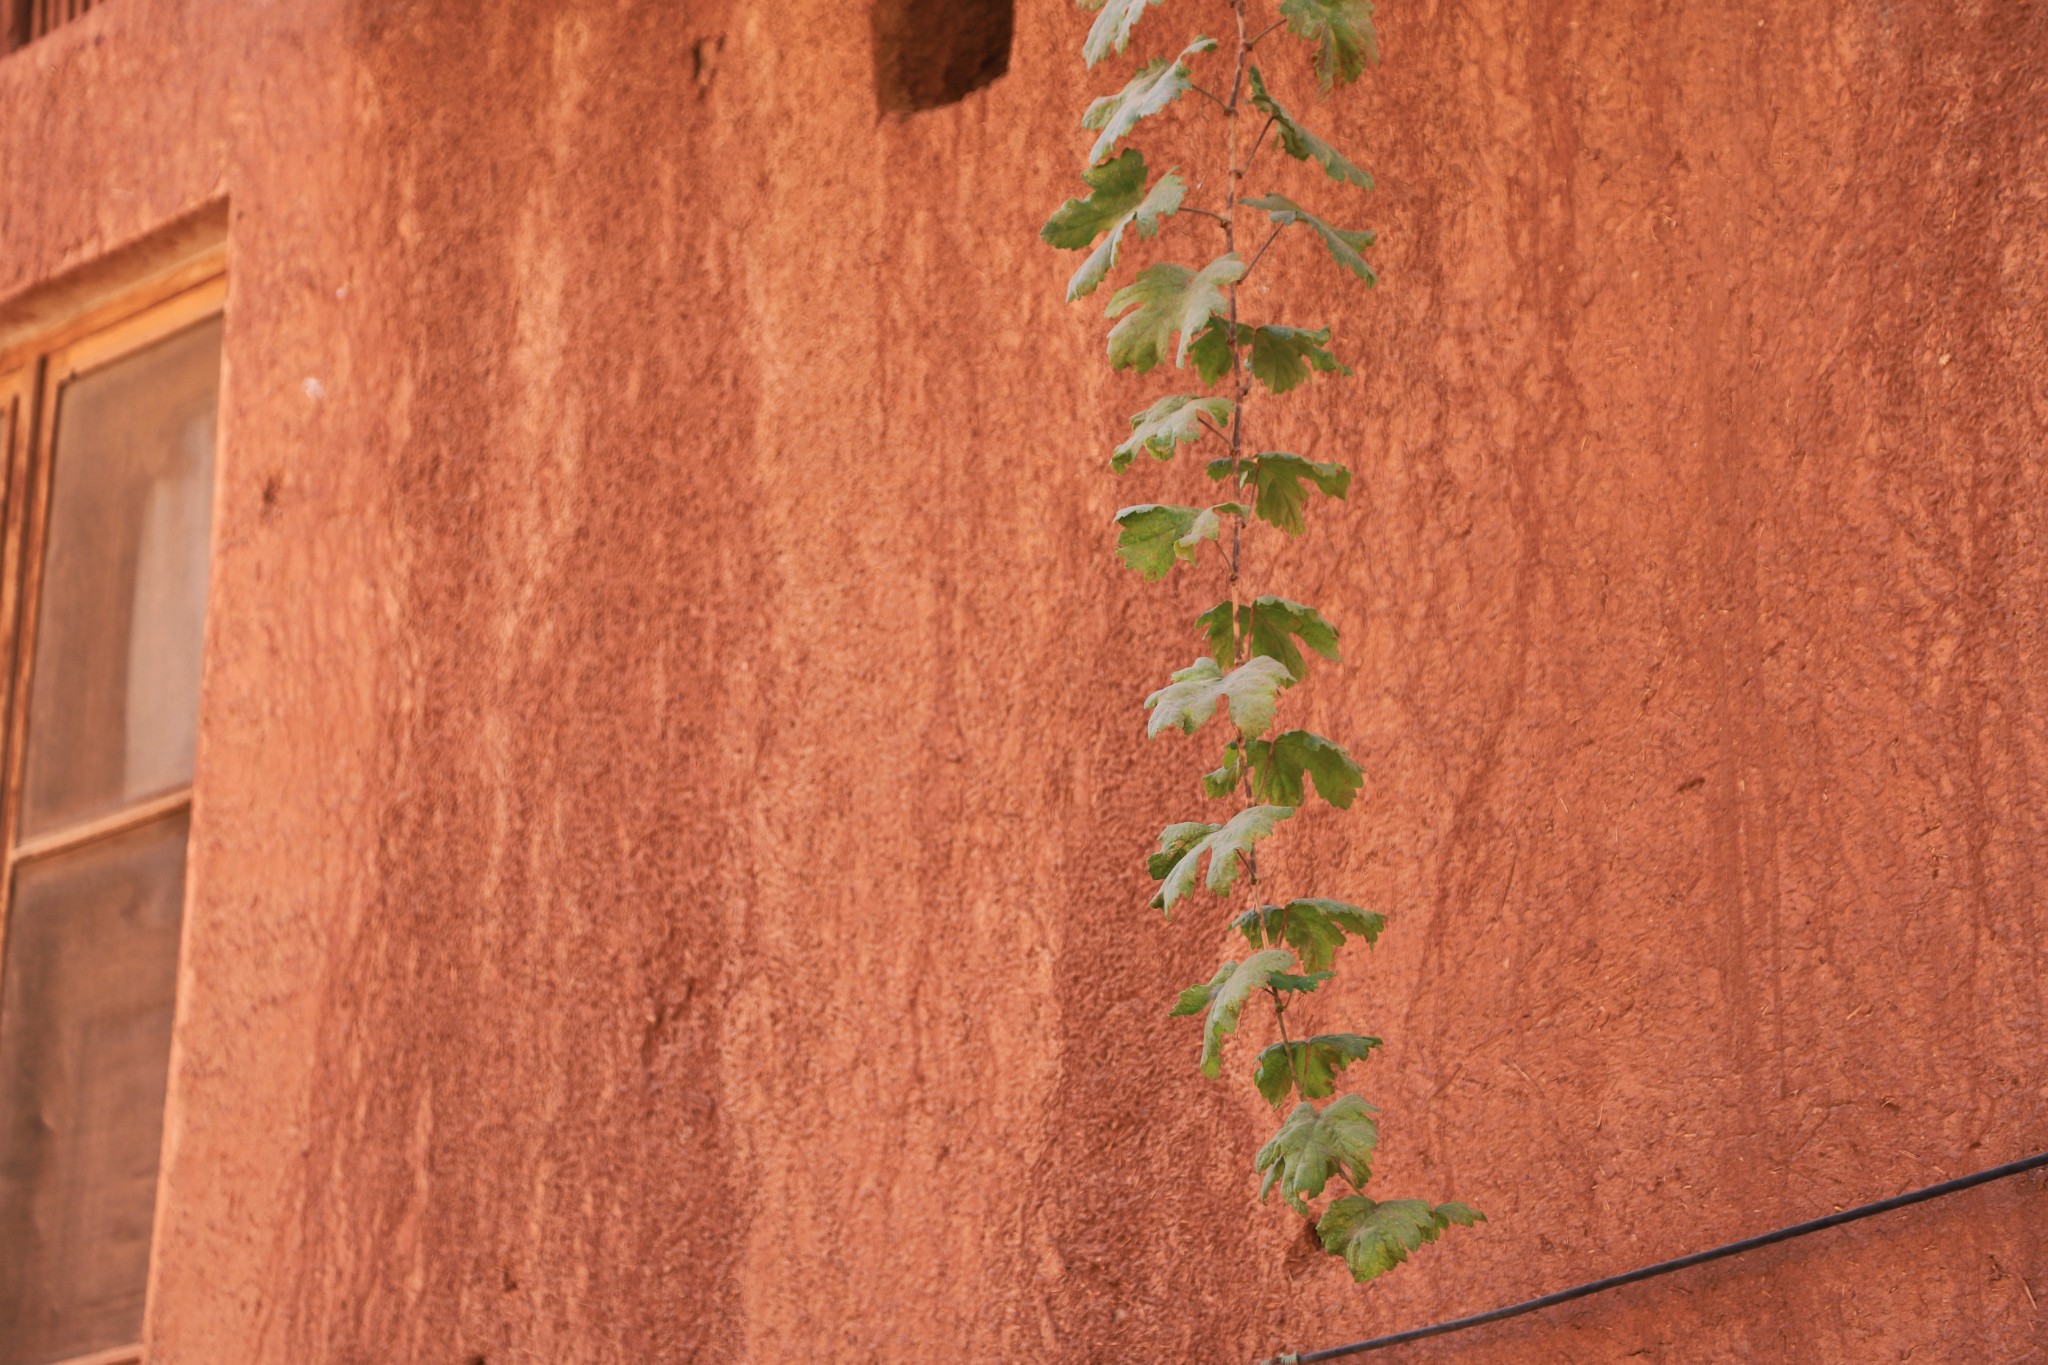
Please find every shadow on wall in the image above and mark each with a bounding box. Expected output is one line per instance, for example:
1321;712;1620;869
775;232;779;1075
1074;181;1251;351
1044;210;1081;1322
873;0;1014;113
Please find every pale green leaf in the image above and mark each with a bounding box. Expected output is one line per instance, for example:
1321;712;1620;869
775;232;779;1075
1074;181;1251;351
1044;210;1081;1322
1147;821;1219;879
1145;654;1296;740
1082;38;1219;164
1233;897;1384;971
1106;255;1246;374
1168;949;1324;1079
1044;152;1188;302
1250;730;1364;808
1248;323;1348;395
1249;68;1373;189
1112;394;1234;472
1317;1197;1484;1282
1256;1094;1380;1213
1242;192;1378;283
1078;0;1171;67
1113;503;1231;579
1279;0;1379;91
1150;805;1294;911
1253;1033;1382;1104
1207;452;1351;535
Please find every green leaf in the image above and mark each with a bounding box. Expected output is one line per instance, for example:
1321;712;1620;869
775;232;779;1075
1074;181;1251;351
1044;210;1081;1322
1241;193;1378;283
1247;597;1342;680
1253;1033;1382;1104
1042;150;1150;248
1145;654;1295;740
1112;503;1231;579
1248;68;1373;189
1317;1197;1484;1282
1106;255;1246;374
1151;805;1294;912
1184;319;1236;385
1249;730;1364;808
1195;600;1237;665
1255;1094;1380;1214
1248;324;1348;395
1202;740;1244;799
1208;452;1352;535
1169;950;1323;1079
1278;0;1380;91
1148;821;1219;879
1112;394;1234;472
1193;596;1341;680
1233;897;1385;971
1043;152;1188;303
1180;320;1347;393
1082;38;1218;164
1078;0;1171;67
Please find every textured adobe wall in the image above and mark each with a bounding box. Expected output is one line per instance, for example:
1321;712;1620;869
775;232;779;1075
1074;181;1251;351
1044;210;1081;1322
2;0;2045;1361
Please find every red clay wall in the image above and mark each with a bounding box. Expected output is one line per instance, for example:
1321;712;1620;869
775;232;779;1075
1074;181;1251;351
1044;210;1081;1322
3;0;2045;1360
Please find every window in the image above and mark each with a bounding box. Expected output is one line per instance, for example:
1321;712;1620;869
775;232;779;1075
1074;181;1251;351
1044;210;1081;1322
872;0;1013;113
0;267;223;1365
2;0;100;56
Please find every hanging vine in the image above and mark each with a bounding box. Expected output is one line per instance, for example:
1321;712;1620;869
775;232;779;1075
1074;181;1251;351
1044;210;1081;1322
1041;0;1481;1282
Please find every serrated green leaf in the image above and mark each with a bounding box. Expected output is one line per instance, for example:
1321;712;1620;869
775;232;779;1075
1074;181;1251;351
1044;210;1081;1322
1248;68;1373;189
1250;730;1363;808
1279;0;1379;91
1245;597;1342;680
1078;0;1171;67
1233;898;1385;971
1151;805;1294;911
1195;600;1237;665
1248;323;1348;395
1042;150;1150;248
1112;394;1234;472
1253;1033;1382;1104
1113;503;1238;579
1182;319;1348;392
1185;319;1236;385
1202;740;1244;798
1107;256;1246;374
1256;1094;1380;1213
1317;1196;1484;1282
1209;452;1352;535
1241;193;1378;283
1043;152;1188;302
1146;654;1295;740
1167;949;1306;1079
1148;821;1220;879
1082;37;1218;163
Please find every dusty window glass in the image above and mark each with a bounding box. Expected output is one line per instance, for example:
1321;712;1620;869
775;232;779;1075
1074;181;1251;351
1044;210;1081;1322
0;283;220;1365
20;317;221;840
0;811;188;1365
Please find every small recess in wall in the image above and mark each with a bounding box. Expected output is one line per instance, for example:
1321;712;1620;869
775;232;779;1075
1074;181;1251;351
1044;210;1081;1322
872;0;1013;114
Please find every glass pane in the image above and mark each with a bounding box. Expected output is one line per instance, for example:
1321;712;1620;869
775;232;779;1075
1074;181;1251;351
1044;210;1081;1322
0;811;187;1365
22;318;222;838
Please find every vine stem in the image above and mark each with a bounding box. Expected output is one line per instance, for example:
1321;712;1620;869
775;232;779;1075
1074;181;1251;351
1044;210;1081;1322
1268;984;1305;1095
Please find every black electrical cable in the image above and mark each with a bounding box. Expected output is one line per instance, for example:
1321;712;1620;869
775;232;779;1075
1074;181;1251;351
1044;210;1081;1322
1265;1148;2048;1363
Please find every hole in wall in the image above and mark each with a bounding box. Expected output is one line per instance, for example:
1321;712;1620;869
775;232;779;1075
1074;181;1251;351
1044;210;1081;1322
872;0;1013;114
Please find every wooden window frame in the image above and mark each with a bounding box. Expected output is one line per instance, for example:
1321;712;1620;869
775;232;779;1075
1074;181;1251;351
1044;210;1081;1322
0;250;225;1365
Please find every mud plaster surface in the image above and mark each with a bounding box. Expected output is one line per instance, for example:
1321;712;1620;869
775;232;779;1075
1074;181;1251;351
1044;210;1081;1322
2;0;2046;1360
